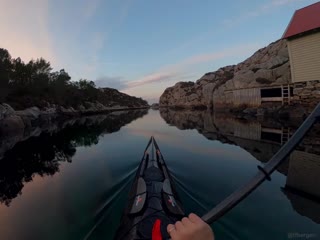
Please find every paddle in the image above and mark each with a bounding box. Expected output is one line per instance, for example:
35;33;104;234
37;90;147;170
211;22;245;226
201;102;320;224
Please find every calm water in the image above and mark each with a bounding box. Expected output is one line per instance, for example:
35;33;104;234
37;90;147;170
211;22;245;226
0;109;319;240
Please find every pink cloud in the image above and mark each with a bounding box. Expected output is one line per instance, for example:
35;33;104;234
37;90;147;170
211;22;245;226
126;72;176;88
0;0;55;64
124;43;260;91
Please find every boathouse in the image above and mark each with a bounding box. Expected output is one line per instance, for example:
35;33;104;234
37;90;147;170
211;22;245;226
282;2;320;83
214;2;320;109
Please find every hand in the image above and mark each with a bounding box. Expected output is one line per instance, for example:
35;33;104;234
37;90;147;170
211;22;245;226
167;213;214;240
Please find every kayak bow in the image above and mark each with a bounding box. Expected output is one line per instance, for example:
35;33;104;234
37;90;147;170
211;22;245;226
114;136;185;240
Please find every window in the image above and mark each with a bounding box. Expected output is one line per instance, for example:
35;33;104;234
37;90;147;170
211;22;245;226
261;88;282;98
261;131;281;143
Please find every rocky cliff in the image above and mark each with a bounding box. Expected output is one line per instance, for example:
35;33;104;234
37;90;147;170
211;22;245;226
160;40;290;109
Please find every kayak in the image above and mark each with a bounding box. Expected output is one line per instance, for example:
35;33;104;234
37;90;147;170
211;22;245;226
114;136;185;240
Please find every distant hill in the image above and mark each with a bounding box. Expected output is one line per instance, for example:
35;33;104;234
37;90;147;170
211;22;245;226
100;88;148;108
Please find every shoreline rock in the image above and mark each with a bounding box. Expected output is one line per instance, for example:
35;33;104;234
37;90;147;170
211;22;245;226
0;107;149;160
0;102;149;137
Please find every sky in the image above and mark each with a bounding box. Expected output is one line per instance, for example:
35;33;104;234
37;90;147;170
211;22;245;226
0;0;318;103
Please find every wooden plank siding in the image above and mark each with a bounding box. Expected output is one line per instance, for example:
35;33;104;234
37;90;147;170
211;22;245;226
232;88;261;107
287;32;320;83
234;121;261;141
261;97;283;102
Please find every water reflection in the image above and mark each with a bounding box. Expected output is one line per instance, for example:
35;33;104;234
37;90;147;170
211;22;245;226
0;109;319;239
0;110;148;206
160;108;320;224
283;150;320;224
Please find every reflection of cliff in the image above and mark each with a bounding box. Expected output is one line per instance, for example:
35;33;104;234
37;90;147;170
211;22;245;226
160;109;320;167
160;109;284;166
160;108;320;223
286;151;320;197
0;110;148;159
0;110;148;206
283;189;320;224
282;150;320;224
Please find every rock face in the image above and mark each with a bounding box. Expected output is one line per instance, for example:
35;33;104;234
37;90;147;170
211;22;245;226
0;103;15;120
160;40;290;109
0;97;149;138
1;84;149;138
160;81;205;109
16;107;41;120
0;115;25;134
0;109;149;160
291;80;320;111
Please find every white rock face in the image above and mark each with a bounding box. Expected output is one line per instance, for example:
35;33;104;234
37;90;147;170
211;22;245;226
16;107;41;120
0;115;25;133
160;82;205;108
0;103;15;120
160;39;291;109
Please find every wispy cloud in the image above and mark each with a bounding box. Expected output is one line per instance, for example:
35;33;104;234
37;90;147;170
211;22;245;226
270;0;304;7
126;72;177;88
223;0;308;27
82;0;101;19
124;43;260;90
92;32;105;51
95;76;126;89
83;32;106;76
95;73;194;90
118;0;134;28
252;0;306;16
83;0;133;78
165;0;308;61
0;0;55;64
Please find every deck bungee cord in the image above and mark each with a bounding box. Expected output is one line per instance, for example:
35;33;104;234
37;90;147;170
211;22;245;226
114;136;184;240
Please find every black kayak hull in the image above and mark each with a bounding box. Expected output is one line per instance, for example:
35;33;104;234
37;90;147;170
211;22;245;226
114;137;185;240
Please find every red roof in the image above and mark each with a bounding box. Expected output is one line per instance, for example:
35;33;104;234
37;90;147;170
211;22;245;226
282;1;320;39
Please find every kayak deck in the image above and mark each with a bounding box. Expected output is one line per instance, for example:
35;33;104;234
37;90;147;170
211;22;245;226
114;137;185;240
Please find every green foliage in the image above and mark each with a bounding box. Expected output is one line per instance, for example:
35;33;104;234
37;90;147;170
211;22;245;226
0;48;148;109
0;48;12;102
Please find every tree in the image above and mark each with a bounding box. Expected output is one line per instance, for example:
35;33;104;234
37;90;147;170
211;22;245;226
0;48;12;102
10;57;27;86
33;58;52;75
1;47;148;109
